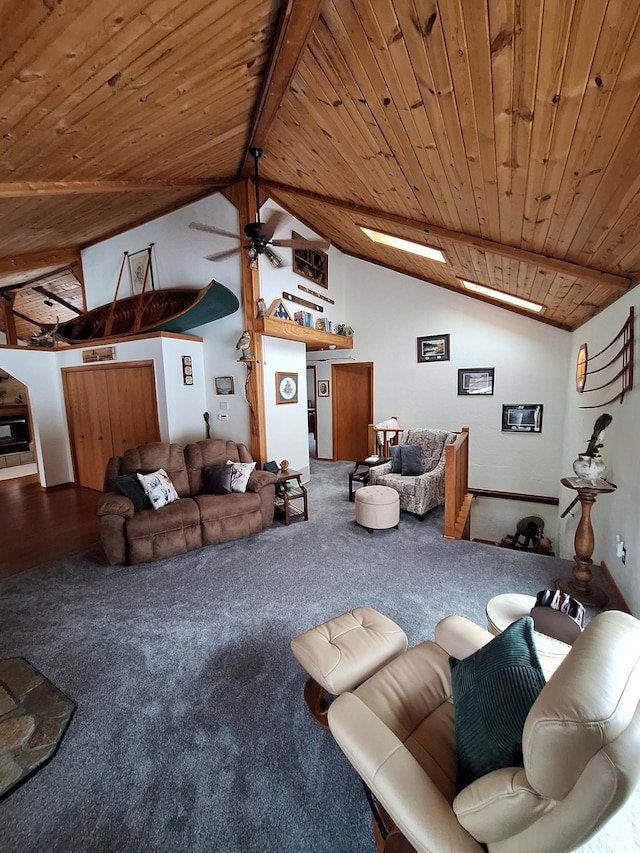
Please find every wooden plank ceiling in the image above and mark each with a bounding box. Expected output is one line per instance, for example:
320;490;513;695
1;0;640;337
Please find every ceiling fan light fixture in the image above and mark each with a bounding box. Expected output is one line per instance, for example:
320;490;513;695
360;227;446;263
459;279;544;313
265;248;282;269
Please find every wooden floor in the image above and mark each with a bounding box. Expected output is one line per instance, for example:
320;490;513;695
1;473;99;579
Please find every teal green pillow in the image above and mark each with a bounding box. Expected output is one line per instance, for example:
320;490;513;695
111;472;150;512
450;617;546;791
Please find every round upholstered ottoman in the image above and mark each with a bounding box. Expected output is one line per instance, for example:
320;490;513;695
355;485;399;534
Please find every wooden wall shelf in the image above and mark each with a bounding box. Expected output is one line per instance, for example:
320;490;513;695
255;316;353;352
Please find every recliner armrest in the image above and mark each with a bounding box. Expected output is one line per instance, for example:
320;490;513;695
96;492;135;519
246;470;277;492
434;616;493;660
328;693;483;853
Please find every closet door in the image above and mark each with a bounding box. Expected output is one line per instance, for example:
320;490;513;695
105;363;160;456
62;362;161;491
62;368;113;491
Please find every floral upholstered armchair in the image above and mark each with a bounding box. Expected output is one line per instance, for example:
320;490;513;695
368;428;457;520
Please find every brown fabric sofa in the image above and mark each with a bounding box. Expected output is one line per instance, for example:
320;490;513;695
96;439;277;565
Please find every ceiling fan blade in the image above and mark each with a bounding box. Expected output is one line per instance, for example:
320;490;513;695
205;246;243;262
189;222;240;241
271;238;331;250
259;209;287;241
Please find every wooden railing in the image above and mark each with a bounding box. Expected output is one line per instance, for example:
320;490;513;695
444;426;472;540
368;417;404;457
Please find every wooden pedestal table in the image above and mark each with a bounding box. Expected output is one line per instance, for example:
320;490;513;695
556;477;616;609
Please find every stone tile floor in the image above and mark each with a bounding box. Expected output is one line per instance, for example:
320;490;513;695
0;658;75;800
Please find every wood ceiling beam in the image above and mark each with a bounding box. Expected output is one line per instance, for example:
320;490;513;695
34;286;82;315
0;249;82;276
261;181;631;292
244;0;323;168
0;179;233;198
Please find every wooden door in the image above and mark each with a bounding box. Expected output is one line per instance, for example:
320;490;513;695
331;362;373;461
62;368;113;491
105;364;160;456
62;362;160;491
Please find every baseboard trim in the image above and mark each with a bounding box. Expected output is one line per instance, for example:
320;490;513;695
600;560;632;614
41;482;74;492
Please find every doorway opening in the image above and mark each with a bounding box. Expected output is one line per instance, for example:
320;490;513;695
306;364;317;459
0;369;38;482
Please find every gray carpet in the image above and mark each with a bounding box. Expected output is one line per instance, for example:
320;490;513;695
0;460;635;852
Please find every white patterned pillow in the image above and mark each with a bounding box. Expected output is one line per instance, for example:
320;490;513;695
136;468;179;510
226;460;256;493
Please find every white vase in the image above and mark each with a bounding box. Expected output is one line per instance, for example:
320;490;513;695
573;454;606;484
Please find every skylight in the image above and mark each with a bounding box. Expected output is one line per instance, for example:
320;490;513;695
360;227;446;263
459;279;544;313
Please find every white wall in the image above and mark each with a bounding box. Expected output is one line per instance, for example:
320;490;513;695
560;288;640;614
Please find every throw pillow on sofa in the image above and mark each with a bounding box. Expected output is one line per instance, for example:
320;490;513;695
137;468;179;510
202;465;232;495
226;460;256;493
111;472;151;512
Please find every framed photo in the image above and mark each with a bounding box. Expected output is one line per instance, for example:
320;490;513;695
502;404;543;433
317;379;330;397
276;372;298;405
214;376;234;395
128;248;154;295
417;334;450;363
458;368;494;396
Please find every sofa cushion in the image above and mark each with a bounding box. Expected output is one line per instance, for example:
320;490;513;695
125;498;202;564
450;617;546;791
226;460;256;493
137;469;179;510
111;472;150;511
123;442;190;497
185;439;254;495
400;443;424;476
202;464;232;495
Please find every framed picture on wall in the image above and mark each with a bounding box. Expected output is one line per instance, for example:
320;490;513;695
417;334;450;362
458;368;494;396
214;376;234;395
317;379;330;397
276;372;298;405
501;404;543;433
128;248;155;295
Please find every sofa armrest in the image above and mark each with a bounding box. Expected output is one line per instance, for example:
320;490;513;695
96;491;135;520
246;469;277;492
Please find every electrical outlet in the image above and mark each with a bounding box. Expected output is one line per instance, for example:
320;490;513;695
218;413;228;421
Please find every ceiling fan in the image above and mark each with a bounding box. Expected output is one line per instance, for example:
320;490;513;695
189;147;330;268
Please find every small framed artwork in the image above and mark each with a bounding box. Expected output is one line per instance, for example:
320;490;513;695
317;379;330;397
215;376;234;395
182;355;193;386
458;368;494;396
502;404;543;433
128;248;154;295
276;372;298;405
417;334;450;363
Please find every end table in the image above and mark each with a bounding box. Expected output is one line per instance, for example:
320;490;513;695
275;469;308;525
348;457;389;501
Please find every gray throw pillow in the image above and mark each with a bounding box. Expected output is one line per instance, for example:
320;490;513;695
400;444;423;476
111;472;150;512
450;617;546;791
202;465;233;495
390;445;402;473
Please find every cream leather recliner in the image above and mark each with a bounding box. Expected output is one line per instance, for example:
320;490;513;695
327;610;640;853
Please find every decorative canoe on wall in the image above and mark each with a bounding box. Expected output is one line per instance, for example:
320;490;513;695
54;280;239;344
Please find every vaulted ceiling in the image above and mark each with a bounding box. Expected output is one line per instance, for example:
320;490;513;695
2;0;640;341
